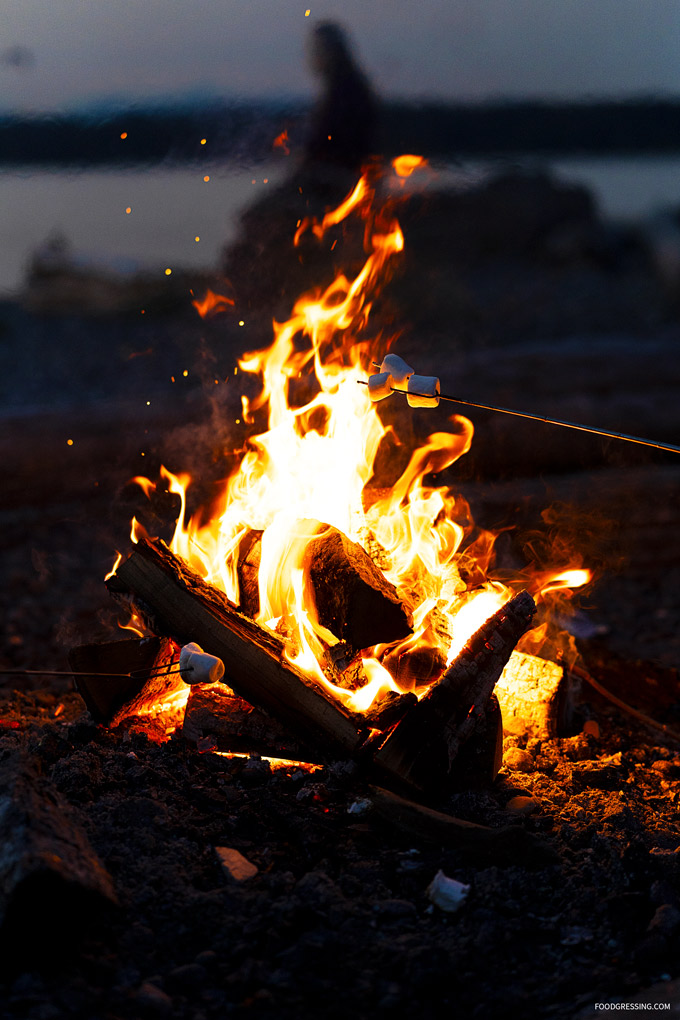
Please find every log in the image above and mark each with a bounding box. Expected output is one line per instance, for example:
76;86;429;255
367;786;558;867
182;682;312;759
69;636;163;724
236;520;413;650
373;591;536;792
495;650;578;739
107;537;363;757
0;754;117;962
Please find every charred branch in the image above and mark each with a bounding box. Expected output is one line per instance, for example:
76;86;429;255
368;786;558;867
373;591;536;792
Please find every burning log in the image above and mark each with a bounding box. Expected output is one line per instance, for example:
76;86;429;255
182;682;311;759
368;786;557;866
373;591;536;792
495;650;578;740
237;520;413;650
107;537;363;757
0;754;117;959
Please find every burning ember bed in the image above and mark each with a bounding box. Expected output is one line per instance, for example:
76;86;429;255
2;159;680;1019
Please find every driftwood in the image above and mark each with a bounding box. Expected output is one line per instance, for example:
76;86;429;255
107;537;363;757
237;520;413;650
373;591;536;792
0;754;117;961
495;650;578;740
368;786;558;867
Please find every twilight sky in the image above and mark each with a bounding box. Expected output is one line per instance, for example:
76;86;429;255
2;0;679;112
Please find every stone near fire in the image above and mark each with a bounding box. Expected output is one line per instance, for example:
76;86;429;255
215;846;258;883
503;746;535;773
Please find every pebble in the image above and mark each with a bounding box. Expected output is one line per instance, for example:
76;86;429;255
134;982;173;1017
215;846;258;882
647;903;680;937
503;747;535;773
506;795;539;815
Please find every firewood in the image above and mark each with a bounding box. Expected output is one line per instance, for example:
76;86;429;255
304;520;413;649
367;786;558;866
0;754;117;960
182;682;312;759
107;537;363;757
495;650;578;739
373;591;536;792
236;520;413;649
69;636;164;724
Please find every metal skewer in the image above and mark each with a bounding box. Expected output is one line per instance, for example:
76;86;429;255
0;665;191;680
358;379;680;455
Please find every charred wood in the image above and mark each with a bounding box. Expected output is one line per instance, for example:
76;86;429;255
107;537;363;757
237;520;413;650
182;682;312;759
69;636;160;723
373;591;536;792
303;521;413;649
0;754;117;964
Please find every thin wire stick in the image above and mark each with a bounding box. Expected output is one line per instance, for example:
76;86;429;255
0;665;190;680
357;380;680;455
571;665;680;743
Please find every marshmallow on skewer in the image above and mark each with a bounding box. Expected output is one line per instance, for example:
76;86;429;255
380;354;414;386
367;371;394;401
179;642;225;685
407;374;440;408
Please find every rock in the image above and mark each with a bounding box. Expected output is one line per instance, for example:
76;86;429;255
506;795;539;815
134;982;173;1017
373;899;418;919
647;903;680;937
215;846;259;883
296;870;345;908
503;747;535;773
165;963;207;994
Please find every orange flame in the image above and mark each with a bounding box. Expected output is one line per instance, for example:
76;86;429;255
393;155;427;178
115;158;592;718
192;289;235;319
273;130;291;155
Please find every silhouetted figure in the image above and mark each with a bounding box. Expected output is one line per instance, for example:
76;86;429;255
221;21;378;319
302;21;377;180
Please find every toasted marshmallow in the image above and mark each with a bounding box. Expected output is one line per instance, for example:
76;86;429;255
179;642;225;684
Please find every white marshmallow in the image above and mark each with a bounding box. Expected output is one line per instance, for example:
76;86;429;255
426;870;470;912
407;374;440;408
380;354;414;386
179;641;225;684
367;371;394;402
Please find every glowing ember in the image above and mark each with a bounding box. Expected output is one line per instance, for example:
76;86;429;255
121;159;591;716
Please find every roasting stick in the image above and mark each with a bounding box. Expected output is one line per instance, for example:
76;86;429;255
360;356;680;455
0;666;190;680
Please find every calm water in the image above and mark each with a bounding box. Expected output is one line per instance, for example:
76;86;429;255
2;155;680;295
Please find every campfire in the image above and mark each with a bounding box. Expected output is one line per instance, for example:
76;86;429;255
76;158;591;794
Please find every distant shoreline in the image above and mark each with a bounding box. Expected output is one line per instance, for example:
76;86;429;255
1;97;679;167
